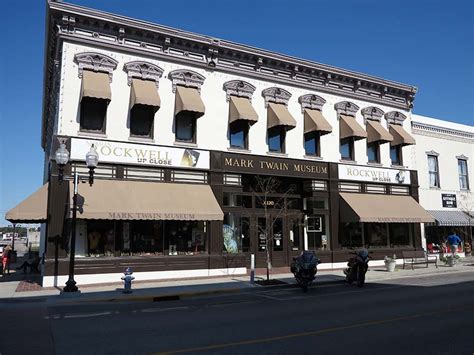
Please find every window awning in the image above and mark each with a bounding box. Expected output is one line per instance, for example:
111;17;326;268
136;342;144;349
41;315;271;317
69;180;223;221
229;96;258;124
81;70;111;101
389;124;416;146
5;184;48;223
367;120;393;144
340;192;434;223
427;210;474;226
267;102;296;130
175;86;205;118
340;114;367;141
304;109;332;135
130;78;161;111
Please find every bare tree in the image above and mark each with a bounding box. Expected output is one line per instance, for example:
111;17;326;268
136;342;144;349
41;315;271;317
458;192;473;254
252;176;296;281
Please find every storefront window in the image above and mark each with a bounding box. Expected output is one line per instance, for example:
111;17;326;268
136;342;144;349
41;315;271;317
289;218;302;251
129;221;164;255
223;213;250;253
365;223;388;248
223;193;252;208
306;215;329;250
272;218;283;251
389;224;412;247
164;221;206;255
340;222;363;248
258;217;267;251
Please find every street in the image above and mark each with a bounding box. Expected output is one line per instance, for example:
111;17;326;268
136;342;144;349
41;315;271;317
1;270;473;355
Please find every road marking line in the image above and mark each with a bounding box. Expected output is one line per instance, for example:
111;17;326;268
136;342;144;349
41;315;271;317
252;293;283;301
141;306;188;313
63;311;111;319
157;304;474;354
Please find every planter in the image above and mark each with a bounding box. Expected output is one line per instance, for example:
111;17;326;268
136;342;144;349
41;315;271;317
446;256;455;267
385;260;396;272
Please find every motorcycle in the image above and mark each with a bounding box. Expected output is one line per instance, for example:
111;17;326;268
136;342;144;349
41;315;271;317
290;251;320;292
344;249;369;287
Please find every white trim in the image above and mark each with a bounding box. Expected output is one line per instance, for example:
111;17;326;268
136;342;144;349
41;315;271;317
42;267;247;287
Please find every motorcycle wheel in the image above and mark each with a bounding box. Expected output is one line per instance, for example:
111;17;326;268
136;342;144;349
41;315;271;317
357;267;365;287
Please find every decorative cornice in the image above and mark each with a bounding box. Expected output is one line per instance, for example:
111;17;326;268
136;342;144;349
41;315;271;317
298;94;326;113
73;52;118;81
334;101;359;117
168;69;206;93
361;106;384;122
385;111;406;125
223;80;256;101
262;87;291;107
123;61;164;87
412;121;474;142
456;155;469;161
426;150;440;157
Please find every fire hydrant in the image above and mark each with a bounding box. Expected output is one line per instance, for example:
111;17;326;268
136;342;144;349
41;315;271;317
121;267;135;293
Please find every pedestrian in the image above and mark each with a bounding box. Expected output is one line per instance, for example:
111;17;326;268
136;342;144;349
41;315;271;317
2;245;12;275
446;231;462;257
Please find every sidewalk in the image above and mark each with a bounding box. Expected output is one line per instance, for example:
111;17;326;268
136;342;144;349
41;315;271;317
1;256;473;303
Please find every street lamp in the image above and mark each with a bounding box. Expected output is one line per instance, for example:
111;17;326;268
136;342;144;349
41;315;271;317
54;142;99;293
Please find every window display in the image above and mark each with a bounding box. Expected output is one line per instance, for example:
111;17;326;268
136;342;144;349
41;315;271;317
223;213;250;253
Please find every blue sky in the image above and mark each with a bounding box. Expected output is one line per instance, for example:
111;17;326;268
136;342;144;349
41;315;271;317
0;0;473;226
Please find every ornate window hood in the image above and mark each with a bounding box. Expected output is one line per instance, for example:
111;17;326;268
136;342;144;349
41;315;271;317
41;1;418;149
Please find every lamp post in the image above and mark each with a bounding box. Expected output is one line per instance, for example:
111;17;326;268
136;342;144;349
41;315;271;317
55;142;99;293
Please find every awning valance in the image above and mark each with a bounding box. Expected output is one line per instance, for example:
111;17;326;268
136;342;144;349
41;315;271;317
69;180;223;221
427;210;474;226
267;103;296;130
130;78;161;111
81;70;111;101
304;109;332;135
229;96;258;124
389;124;416;146
367;120;393;144
340;192;434;223
175;86;205;118
340;114;367;141
6;184;48;223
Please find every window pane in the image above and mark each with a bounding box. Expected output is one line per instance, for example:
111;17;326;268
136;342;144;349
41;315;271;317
365;223;388;248
304;133;319;156
176;114;195;141
272;218;283;251
165;221;206;255
290;218;302;251
390;146;400;165
80;97;107;132
230;122;247;148
339;222;363;248
389;224;411;247
340;139;352;160
223;213;242;253
258;218;267;251
130;105;154;137
367;143;378;163
268;127;283;152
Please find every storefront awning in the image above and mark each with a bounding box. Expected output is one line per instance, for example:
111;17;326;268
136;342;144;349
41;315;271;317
229;96;258;124
427;210;474;226
367;120;393;144
340;114;367;141
5;184;48;223
340;192;434;223
389;124;416;146
81;70;111;101
175;86;205;118
304;109;332;135
130;78;161;111
69;180;223;221
267;103;297;130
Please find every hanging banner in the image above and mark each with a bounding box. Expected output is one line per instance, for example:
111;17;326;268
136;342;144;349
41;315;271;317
70;138;209;170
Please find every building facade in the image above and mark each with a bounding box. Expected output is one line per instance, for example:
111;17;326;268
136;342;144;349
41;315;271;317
7;2;436;286
412;115;474;255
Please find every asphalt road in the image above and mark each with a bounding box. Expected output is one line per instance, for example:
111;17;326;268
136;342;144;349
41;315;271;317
2;271;474;355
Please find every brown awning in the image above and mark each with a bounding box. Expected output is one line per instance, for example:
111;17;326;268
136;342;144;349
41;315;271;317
175;86;205;118
130;78;161;111
70;180;223;221
340;192;434;223
340;114;367;140
229;96;258;124
367;120;393;144
81;70;111;101
304;109;332;135
6;184;48;223
267;103;296;130
389;124;416;146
